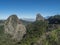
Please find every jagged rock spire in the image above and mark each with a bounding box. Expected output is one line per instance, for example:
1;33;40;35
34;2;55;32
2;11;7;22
4;15;26;41
36;13;44;21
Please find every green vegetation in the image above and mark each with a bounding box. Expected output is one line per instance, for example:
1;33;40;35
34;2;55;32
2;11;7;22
48;15;60;24
42;29;60;45
19;21;48;45
0;15;60;45
0;25;4;34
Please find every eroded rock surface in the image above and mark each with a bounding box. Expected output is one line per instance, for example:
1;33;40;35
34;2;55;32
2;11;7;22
4;15;26;41
36;13;44;21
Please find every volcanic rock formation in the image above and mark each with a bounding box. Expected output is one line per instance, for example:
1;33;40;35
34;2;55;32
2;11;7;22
36;13;44;21
4;15;26;41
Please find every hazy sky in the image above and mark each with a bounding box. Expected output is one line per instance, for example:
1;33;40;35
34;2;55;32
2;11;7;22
0;0;60;19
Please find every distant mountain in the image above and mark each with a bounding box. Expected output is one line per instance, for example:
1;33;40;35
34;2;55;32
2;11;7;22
0;20;5;25
48;15;60;24
0;18;33;26
20;19;33;25
21;18;35;22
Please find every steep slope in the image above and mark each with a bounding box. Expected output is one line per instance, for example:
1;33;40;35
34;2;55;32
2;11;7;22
48;15;60;24
0;14;60;45
36;13;44;21
4;15;26;41
17;21;48;45
33;29;60;45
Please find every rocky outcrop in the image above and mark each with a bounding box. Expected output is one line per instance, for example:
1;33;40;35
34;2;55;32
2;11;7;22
36;13;44;21
4;15;26;41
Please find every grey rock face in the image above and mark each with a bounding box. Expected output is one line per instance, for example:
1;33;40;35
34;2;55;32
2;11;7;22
36;13;44;21
4;15;26;41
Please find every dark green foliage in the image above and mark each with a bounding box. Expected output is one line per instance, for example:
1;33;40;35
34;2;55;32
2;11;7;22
18;21;48;45
27;21;48;37
0;15;60;45
46;29;60;45
48;15;60;24
0;25;4;34
0;20;4;24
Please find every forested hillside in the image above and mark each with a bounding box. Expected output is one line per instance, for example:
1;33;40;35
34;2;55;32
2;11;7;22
0;14;60;45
